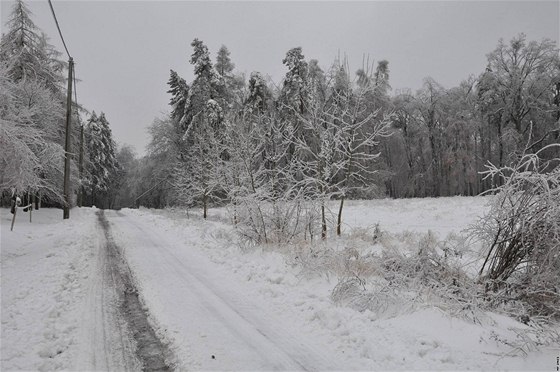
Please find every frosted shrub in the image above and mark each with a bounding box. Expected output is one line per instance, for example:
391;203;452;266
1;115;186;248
235;195;320;244
331;277;414;317
475;145;560;319
330;230;482;320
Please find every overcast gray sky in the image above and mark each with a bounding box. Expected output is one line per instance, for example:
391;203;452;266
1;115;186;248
1;1;559;155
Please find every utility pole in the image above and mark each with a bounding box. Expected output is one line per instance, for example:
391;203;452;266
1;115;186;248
63;57;74;219
78;121;84;207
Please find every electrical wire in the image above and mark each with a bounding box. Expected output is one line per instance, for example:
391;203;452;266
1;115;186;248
48;0;82;125
47;0;71;59
46;4;102;138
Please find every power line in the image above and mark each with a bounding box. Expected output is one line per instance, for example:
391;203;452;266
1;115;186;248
47;0;71;59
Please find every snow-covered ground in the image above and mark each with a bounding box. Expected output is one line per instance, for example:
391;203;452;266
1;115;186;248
1;208;99;370
340;196;489;236
2;197;559;370
1;207;140;371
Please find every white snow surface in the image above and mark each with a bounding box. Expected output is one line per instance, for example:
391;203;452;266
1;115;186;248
2;197;559;371
1;208;99;371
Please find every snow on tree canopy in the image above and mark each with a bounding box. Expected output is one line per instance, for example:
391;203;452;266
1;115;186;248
84;112;119;194
0;0;67;201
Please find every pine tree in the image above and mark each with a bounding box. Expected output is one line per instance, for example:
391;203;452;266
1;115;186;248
173;39;227;218
215;45;244;109
184;39;220;136
279;47;312;171
246;72;271;115
190;38;214;78
167;69;190;130
215;45;234;76
280;47;310;116
85;112;119;207
0;0;64;93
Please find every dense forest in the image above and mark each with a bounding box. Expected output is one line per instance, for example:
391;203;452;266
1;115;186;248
126;35;559;206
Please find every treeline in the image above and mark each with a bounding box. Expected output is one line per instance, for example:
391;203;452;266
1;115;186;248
387;38;559;197
127;35;559;213
0;0;121;210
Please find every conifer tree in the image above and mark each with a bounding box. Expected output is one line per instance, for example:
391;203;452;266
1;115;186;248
280;47;310;116
167;69;190;131
84;112;119;207
279;47;312;171
173;39;226;218
246;72;272;115
215;45;244;109
0;0;64;93
215;45;235;76
185;39;220;135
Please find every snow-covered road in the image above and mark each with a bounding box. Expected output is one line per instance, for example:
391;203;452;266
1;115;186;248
74;210;141;371
105;209;341;371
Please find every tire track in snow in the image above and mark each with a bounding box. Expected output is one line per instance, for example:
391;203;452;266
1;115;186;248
76;211;139;371
97;210;173;371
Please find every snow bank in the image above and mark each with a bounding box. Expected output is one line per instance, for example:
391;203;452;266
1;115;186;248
1;208;98;371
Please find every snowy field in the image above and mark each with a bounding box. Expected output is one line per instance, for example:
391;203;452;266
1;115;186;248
2;196;559;370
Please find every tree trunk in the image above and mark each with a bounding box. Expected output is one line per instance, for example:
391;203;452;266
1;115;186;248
203;194;208;219
429;133;440;197
474;132;480;194
28;191;32;223
78;186;83;208
321;203;327;240
497;118;504;168
336;197;344;236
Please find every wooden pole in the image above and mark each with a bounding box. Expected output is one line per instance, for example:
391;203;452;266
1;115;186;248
78;121;84;207
63;58;74;219
11;206;17;231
